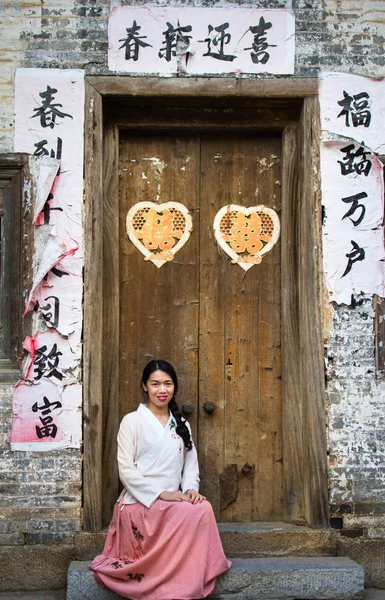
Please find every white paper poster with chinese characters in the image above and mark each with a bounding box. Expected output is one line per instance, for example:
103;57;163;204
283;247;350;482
108;7;295;75
11;381;82;451
319;72;385;305
319;72;385;154
11;68;84;450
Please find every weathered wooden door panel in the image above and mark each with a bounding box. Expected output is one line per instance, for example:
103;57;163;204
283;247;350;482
119;132;200;438
118;131;283;522
199;135;282;521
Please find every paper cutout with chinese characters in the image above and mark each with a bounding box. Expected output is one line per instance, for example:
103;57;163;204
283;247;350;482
213;205;280;271
126;201;193;268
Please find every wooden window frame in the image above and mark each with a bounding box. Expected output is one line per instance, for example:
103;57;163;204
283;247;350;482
82;77;329;530
0;154;30;382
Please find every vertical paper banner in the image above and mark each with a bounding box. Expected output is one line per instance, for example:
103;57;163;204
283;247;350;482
321;141;385;304
319;72;385;304
12;68;84;450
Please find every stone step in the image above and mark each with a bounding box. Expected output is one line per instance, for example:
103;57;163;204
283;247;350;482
67;556;364;600
74;522;337;560
218;522;337;558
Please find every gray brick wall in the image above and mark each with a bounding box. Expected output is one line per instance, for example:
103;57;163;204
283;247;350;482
1;0;385;150
0;384;82;546
326;297;385;525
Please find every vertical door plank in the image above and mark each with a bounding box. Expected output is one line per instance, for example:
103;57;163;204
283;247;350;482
83;80;104;531
300;97;329;528
254;136;282;521
102;121;120;526
118;133;200;440
281;122;305;523
199;137;226;516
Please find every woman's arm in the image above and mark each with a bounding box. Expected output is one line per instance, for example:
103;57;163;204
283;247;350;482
117;415;164;508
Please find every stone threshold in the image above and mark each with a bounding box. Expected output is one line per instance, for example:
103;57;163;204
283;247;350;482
74;522;338;560
67;556;364;600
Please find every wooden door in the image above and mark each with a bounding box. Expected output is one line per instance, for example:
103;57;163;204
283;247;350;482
118;130;282;522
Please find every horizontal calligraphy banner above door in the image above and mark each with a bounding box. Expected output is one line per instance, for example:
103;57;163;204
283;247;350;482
108;7;295;75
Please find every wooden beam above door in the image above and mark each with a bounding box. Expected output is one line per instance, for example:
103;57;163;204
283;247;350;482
104;99;302;131
87;76;318;99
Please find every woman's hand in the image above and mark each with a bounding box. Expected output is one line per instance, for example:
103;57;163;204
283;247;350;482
185;489;206;504
159;490;190;502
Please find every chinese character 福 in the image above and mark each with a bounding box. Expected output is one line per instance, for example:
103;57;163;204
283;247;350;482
337;91;371;128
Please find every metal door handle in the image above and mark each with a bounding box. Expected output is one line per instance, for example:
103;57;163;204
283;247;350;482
203;401;215;415
182;402;194;415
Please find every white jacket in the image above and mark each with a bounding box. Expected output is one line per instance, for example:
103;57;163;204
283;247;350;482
117;403;200;508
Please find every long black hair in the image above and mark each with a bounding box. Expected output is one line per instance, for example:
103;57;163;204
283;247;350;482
141;359;193;451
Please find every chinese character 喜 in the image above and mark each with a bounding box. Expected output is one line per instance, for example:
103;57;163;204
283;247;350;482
244;17;276;64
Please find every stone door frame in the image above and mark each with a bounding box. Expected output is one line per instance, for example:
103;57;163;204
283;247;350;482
82;75;329;531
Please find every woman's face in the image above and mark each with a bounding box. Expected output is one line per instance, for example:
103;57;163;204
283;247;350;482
142;369;175;411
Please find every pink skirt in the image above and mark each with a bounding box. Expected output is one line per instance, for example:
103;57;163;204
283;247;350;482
90;499;231;600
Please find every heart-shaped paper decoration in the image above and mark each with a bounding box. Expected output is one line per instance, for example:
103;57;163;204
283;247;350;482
213;205;280;272
126;201;193;268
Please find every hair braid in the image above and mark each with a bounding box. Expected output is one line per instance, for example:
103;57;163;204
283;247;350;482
168;397;193;451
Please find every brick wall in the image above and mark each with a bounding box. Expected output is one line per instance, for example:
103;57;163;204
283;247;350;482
0;0;385;585
1;0;385;150
326;298;385;527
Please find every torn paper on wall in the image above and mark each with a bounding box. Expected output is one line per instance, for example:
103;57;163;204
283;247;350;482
13;68;85;451
34;157;60;222
10;380;82;451
25;227;78;314
319;72;385;304
15;69;85;173
319;72;385;155
321;140;385;304
21;329;80;387
108;7;295;75
32;254;82;338
15;69;84;252
323;227;385;304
